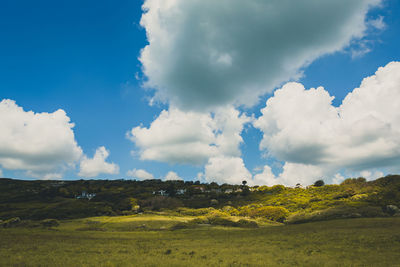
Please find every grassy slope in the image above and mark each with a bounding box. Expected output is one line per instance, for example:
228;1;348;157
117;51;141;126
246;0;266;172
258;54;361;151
1;216;400;266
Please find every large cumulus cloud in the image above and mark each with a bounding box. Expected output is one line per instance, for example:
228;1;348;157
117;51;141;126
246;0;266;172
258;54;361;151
127;106;250;165
254;61;400;185
0;99;83;179
140;0;381;110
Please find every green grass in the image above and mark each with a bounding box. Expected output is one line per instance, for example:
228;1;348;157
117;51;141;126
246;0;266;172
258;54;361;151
1;216;400;266
62;214;195;231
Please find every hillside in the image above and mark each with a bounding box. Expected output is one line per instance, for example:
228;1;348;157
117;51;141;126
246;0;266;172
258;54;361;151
1;175;400;225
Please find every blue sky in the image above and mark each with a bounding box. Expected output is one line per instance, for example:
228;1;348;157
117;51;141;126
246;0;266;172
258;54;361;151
1;0;400;185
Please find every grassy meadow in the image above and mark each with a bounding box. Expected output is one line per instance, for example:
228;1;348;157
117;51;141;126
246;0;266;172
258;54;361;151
1;215;400;266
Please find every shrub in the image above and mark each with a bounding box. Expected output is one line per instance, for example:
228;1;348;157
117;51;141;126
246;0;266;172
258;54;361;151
341;177;367;185
207;209;230;218
207;216;238;227
313;180;325;187
170;222;192;230
221;206;239;215
177;207;214;216
236;219;258;228
1;217;21;228
309;197;322;202
350;194;368;201
286;206;387;224
333;191;355;200
189;217;209;224
248;206;289;222
384;205;400;216
140;196;183;211
270;185;285;193
40;219;60;228
257;186;270;192
210;199;219;206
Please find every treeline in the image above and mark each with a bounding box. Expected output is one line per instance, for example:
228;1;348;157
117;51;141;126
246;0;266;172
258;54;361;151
0;178;252;220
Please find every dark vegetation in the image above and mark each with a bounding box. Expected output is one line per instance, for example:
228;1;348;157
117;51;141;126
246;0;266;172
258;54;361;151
1;175;400;225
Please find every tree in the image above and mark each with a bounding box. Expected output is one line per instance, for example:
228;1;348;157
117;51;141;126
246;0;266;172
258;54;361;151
166;182;176;197
313;180;325;187
241;180;250;196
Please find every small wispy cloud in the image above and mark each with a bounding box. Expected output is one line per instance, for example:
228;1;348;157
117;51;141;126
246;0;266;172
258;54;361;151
368;16;386;30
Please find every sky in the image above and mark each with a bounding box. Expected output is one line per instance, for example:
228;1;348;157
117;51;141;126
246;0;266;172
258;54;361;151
1;0;400;186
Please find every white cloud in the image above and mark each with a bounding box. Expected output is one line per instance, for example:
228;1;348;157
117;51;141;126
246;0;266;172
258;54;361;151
41;172;63;180
254;61;400;185
351;40;372;59
128;106;250;165
368;15;386;30
0;99;83;179
0;169;3;177
126;168;154;180
196;172;205;182
140;0;381;110
332;173;346;185
204;156;252;185
78;146;119;178
253;163;326;187
359;170;384;181
164;171;183;181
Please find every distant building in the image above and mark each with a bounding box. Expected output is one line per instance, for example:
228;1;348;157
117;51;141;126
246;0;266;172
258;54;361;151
153;190;169;196
76;191;96;200
50;181;66;187
176;189;186;195
193;186;205;192
211;188;222;193
295;183;303;189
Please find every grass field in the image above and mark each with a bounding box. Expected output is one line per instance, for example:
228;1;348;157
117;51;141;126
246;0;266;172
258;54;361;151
1;215;400;266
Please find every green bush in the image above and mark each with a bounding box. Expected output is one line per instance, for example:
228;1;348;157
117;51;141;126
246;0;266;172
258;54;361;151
170;222;192;230
177;207;215;216
248;206;290;222
270;185;285;193
333;191;355;200
236;219;258;228
341;177;367;185
1;217;21;228
141;196;183;211
286;206;386;224
207;215;238;227
189;217;209;224
313;180;325;187
40;219;60;228
221;206;239;215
